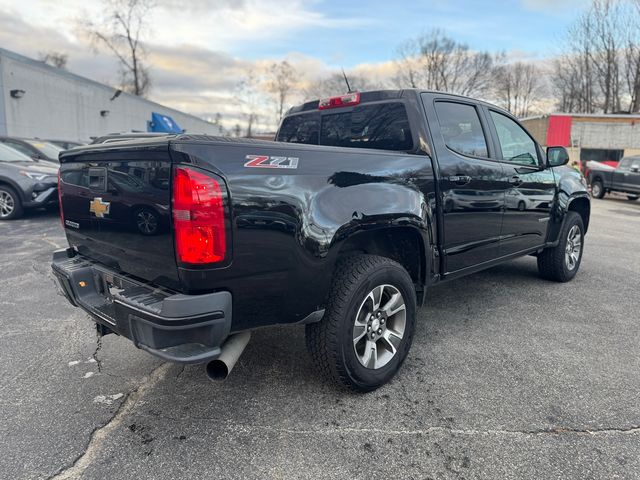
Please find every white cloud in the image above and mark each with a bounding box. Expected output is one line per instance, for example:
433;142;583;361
521;0;590;12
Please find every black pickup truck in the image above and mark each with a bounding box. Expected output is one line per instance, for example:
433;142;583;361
588;156;640;200
52;90;590;391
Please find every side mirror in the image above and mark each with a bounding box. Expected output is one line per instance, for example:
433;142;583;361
546;146;570;168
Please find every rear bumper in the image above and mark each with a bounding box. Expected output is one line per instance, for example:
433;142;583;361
51;249;232;364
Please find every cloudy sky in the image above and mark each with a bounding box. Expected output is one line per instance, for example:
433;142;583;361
0;0;590;130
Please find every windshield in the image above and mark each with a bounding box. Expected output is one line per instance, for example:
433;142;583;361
25;140;63;159
0;143;33;162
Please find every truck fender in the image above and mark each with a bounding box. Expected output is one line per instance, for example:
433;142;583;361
305;180;435;305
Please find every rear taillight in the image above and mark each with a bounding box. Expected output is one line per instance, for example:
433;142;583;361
318;92;360;110
58;169;64;228
172;166;226;265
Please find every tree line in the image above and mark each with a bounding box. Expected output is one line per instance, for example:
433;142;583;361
41;0;640;135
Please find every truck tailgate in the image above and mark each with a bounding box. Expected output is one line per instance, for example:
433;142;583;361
58;144;180;288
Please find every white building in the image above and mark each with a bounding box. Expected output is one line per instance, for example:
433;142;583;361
0;48;223;142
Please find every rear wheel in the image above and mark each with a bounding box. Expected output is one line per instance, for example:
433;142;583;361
0;186;23;220
305;255;416;392
627;195;638;201
591;180;605;199
537;212;584;282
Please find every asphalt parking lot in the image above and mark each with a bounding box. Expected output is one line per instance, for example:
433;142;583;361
1;197;639;480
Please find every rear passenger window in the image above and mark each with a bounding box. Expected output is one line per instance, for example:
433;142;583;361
434;102;488;157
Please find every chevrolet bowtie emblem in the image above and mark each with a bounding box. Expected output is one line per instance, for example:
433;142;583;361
89;197;110;218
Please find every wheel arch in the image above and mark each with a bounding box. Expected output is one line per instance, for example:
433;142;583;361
567;195;590;233
0;177;25;202
332;225;431;305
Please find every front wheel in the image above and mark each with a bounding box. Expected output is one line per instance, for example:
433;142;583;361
591;180;605;199
537;212;584;282
305;255;416;392
627;195;639;201
0;186;23;220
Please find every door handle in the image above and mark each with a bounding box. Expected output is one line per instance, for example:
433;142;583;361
508;175;523;186
448;175;472;185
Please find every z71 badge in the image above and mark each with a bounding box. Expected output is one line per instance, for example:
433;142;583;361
244;155;299;169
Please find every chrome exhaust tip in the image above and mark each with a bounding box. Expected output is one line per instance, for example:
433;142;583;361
205;331;251;381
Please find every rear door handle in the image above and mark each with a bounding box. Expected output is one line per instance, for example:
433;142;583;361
448;175;472;185
508;175;523;186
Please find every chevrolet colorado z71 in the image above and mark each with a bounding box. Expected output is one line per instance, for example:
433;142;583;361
52;90;590;391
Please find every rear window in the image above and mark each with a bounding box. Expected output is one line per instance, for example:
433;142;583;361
277;102;414;152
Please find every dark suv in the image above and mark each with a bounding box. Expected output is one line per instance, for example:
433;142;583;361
0;143;58;220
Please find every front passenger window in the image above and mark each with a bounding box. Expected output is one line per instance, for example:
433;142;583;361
490;111;539;166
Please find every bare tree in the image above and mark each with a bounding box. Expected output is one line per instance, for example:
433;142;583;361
39;51;68;69
589;0;623;113
236;70;263;137
265;60;297;123
394;30;502;97
624;0;640;111
304;72;378;100
393;38;424;88
83;0;154;96
554;0;640;113
494;62;542;117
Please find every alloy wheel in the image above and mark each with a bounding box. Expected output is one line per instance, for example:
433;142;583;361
0;190;15;218
353;284;406;370
136;210;157;234
565;224;582;271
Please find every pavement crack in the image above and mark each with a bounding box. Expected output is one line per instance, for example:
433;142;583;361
92;333;104;373
228;424;640;437
48;363;171;480
140;420;640;438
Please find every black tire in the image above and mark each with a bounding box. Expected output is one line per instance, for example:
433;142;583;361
591;179;605;199
305;254;417;392
0;185;24;220
627;195;638;201
537;211;584;282
517;200;526;211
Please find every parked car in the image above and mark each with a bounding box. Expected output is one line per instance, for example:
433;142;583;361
589;156;640;200
505;188;555;211
52;89;590;391
0;143;58;220
0;136;63;164
47;140;85;150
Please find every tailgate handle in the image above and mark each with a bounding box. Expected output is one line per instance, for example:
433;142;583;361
88;167;107;191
